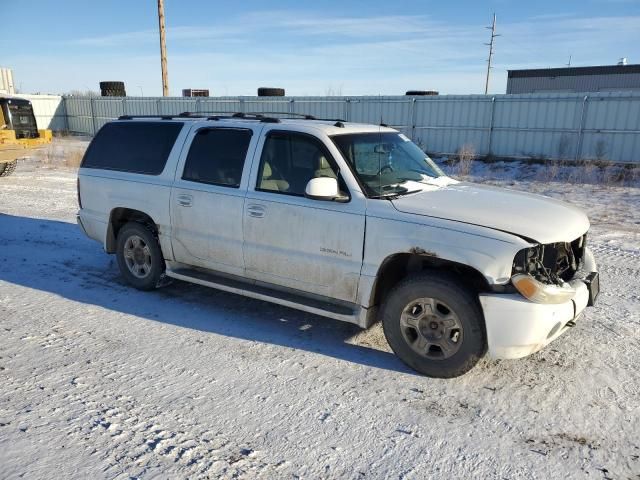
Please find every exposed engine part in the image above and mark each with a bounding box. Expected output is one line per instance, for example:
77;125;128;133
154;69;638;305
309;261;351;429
512;235;586;285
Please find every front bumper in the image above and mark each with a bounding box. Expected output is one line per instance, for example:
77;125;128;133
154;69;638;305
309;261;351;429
479;244;597;360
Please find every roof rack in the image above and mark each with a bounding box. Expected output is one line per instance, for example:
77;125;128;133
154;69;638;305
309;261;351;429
117;112;348;124
118;112;281;123
118;114;176;120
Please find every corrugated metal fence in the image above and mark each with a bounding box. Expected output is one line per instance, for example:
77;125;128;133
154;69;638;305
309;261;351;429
30;92;640;163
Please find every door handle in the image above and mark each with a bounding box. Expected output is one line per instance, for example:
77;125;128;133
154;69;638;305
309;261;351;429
247;204;265;218
177;193;193;207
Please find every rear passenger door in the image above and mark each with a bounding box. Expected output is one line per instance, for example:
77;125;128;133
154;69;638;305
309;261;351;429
170;124;260;276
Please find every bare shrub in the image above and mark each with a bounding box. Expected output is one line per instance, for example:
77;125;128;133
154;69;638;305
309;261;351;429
557;135;572;160
595;139;608;161
544;160;560;182
65;149;85;168
454;144;476;177
567;159;598;184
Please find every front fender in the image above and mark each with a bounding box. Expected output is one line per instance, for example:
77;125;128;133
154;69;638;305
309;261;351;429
363;214;530;286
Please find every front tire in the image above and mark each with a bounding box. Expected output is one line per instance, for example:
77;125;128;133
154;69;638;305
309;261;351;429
381;272;486;378
0;160;17;177
116;222;165;290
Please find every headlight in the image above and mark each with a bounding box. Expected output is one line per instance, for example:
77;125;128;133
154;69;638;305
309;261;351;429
511;274;575;304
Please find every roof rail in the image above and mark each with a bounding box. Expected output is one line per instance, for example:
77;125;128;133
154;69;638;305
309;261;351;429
245;111;317;120
118;114;176;120
117;112;347;124
180;111;281;123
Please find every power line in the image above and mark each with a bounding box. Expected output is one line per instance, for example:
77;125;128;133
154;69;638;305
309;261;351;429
484;13;500;95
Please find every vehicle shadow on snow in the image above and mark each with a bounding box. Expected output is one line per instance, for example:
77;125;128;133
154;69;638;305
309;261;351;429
0;213;415;375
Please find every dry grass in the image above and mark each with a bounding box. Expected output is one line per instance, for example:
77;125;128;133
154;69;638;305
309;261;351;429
454;144;476;177
32;142;86;169
531;158;639;187
64;149;85;168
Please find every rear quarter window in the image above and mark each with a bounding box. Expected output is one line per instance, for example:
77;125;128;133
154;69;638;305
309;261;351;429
81;121;183;175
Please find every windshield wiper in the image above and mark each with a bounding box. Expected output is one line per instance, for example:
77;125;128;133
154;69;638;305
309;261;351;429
370;189;422;200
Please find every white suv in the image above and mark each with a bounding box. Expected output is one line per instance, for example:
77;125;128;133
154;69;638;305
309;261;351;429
77;112;599;377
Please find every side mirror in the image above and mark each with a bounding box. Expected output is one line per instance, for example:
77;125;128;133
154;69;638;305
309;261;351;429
305;177;340;201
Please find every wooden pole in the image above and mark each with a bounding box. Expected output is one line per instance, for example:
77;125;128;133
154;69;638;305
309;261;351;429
158;0;169;97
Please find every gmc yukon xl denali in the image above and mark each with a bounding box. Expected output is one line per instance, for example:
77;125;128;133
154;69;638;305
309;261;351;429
77;113;599;378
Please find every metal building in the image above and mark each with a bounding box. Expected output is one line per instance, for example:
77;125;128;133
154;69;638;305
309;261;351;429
507;64;640;94
0;67;15;95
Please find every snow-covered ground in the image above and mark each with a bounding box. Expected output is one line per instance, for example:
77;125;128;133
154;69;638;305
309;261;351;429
1;143;639;479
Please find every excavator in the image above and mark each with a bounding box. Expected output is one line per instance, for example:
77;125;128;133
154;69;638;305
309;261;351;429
0;95;52;177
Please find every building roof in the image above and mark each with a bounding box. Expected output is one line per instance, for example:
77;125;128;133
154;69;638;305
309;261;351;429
508;64;640;79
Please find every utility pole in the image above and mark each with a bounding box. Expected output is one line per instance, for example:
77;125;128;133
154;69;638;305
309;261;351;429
484;13;499;95
157;0;169;96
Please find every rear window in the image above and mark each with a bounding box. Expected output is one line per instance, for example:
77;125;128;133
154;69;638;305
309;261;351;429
81;121;183;175
182;128;252;187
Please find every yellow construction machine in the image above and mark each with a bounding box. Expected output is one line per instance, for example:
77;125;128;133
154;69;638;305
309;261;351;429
0;95;52;177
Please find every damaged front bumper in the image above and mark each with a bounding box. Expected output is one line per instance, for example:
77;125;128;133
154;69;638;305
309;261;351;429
479;247;598;360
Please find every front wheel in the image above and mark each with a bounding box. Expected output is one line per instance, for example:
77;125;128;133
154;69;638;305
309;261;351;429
0;160;17;177
381;272;486;378
116;222;165;290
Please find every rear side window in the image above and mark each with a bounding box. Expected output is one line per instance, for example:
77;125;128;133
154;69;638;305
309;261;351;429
81;121;183;175
182;128;252;188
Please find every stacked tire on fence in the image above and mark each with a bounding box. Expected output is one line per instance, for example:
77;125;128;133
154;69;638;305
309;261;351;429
405;90;439;96
100;81;126;97
257;87;285;97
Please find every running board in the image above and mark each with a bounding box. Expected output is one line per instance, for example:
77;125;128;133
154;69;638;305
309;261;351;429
165;267;363;325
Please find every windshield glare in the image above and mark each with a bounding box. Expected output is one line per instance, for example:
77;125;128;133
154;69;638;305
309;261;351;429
331;132;444;198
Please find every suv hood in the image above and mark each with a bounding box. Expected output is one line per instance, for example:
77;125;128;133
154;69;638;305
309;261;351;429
391;180;589;244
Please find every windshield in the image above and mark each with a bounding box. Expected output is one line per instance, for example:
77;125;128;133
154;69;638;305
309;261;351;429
331;132;445;198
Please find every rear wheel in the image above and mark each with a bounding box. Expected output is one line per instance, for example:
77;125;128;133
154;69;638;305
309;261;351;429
0;160;17;177
116;222;165;290
381;272;486;378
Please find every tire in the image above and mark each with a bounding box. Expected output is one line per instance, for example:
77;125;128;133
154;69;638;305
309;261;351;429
116;222;165;290
257;87;285;97
99;81;125;90
405;90;439;96
381;272;486;378
101;89;126;97
0;160;17;177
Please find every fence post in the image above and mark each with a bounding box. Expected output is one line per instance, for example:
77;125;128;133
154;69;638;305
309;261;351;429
90;97;97;135
487;96;496;158
121;97;127;117
575;95;589;162
62;96;70;132
196;98;201;114
156;98;161;116
345;98;351;122
289;98;295;115
410;98;417;141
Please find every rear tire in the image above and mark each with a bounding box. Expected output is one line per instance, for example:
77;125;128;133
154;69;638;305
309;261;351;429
0;160;17;177
116;222;165;290
381;272;486;378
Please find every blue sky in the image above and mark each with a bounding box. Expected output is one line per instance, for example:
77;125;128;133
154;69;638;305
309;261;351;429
3;0;639;96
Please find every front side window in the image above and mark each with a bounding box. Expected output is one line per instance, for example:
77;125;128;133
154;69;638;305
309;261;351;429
182;128;252;187
256;132;342;196
331;132;444;198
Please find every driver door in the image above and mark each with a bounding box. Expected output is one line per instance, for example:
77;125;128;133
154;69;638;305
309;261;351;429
242;130;366;303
